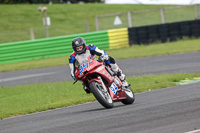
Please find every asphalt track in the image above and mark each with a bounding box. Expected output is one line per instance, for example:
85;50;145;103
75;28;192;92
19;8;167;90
0;52;200;133
1;82;200;133
0;52;200;87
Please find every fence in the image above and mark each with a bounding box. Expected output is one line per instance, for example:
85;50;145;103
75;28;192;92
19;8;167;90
0;28;129;65
95;4;200;31
108;28;129;49
0;24;90;44
1;19;200;65
128;20;200;45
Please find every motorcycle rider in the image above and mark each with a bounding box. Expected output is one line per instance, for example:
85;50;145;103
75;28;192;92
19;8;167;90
69;37;129;93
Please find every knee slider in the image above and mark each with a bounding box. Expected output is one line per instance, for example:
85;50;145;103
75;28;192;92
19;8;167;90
109;56;116;64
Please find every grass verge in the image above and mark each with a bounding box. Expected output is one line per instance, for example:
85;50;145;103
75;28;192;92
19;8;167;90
0;4;170;44
0;4;197;44
0;73;199;119
1;38;200;72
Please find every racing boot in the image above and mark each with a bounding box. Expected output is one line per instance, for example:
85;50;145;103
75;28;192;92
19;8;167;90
83;85;90;94
110;63;129;88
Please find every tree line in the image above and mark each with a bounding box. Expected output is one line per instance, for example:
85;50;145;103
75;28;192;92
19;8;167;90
0;0;103;4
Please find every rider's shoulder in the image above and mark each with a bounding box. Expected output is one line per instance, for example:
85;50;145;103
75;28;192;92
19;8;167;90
88;44;97;50
69;52;76;63
71;51;77;57
86;45;89;50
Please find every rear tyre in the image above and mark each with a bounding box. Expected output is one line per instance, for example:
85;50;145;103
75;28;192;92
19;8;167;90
89;81;114;109
121;87;135;105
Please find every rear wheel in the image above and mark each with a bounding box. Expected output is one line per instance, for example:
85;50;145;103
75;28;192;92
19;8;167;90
121;87;135;105
89;81;114;109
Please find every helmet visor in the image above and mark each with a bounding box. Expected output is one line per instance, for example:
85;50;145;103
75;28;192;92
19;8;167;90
76;45;84;52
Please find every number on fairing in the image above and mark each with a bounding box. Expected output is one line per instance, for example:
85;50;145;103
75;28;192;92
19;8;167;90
79;62;89;73
110;83;118;94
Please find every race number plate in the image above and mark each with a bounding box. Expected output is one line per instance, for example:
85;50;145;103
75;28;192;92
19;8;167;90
79;62;89;74
109;83;118;94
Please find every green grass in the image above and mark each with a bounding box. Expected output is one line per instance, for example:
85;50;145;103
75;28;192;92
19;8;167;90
1;4;198;44
99;5;198;30
108;38;200;59
0;73;199;119
0;4;168;44
1;38;200;72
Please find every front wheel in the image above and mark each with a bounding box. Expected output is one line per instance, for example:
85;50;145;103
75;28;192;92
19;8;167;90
121;87;135;105
89;81;114;109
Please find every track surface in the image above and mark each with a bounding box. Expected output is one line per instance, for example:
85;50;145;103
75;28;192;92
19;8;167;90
0;52;200;133
0;52;200;87
1;82;200;133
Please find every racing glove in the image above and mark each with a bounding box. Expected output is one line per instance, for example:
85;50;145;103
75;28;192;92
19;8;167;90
100;54;109;61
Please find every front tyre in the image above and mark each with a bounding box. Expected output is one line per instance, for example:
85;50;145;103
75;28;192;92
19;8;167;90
89;81;114;109
121;87;135;105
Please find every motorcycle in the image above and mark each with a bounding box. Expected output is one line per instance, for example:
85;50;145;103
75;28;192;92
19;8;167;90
73;56;135;109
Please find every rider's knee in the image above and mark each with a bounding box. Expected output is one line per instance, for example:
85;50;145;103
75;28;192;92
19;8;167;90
109;56;115;64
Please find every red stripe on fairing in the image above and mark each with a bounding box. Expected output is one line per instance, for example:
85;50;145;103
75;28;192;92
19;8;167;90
86;45;89;50
71;52;77;57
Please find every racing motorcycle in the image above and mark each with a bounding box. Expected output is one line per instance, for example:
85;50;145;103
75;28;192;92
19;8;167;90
73;56;135;109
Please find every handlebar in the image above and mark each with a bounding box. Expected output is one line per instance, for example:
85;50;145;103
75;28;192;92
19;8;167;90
73;78;78;84
97;57;104;62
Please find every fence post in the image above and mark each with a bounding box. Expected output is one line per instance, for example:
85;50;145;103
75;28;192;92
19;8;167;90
85;20;89;33
30;28;35;40
128;11;132;27
160;8;165;24
195;4;199;19
95;16;99;31
43;10;49;38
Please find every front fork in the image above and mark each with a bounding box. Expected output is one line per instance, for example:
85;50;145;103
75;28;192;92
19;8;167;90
97;76;109;93
88;76;110;95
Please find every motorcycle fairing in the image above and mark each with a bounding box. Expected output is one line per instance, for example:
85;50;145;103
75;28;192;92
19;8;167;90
109;83;118;94
75;57;127;101
108;78;126;101
88;78;102;85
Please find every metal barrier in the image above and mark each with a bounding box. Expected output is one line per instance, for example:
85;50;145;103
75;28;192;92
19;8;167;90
2;18;198;65
108;28;129;49
0;28;129;64
128;20;200;45
0;30;109;64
